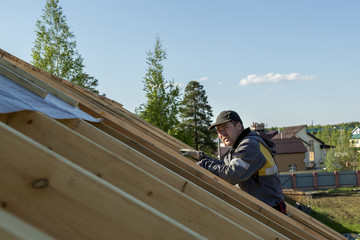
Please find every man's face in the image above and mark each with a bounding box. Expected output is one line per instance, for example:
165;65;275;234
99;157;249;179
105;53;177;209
216;121;243;147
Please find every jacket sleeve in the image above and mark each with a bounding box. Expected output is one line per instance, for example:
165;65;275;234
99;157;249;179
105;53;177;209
197;138;267;185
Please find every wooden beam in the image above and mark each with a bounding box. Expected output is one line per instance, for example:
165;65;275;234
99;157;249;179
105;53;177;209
0;111;262;240
58;118;290;240
113;105;192;150
0;121;205;240
0;210;54;240
0;57;78;107
0;63;47;98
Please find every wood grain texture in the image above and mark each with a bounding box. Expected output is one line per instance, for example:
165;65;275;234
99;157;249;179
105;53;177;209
0;111;262;240
0;121;205;240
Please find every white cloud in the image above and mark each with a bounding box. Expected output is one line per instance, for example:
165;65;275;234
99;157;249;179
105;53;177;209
193;76;208;82
239;73;315;86
217;81;222;85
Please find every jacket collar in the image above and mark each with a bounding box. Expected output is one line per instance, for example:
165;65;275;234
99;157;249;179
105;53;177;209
232;127;251;149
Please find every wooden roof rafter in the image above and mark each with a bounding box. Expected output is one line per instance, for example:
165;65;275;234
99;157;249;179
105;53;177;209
0;121;204;240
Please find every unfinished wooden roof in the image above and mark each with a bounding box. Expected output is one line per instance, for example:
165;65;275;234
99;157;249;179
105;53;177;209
0;48;346;240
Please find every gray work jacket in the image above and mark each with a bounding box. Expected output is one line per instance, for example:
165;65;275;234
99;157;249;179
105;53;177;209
198;128;284;207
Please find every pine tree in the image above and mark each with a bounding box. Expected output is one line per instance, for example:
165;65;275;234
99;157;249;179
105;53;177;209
136;35;180;134
31;0;99;93
179;81;216;154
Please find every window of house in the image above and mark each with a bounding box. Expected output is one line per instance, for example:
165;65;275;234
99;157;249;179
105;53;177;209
309;140;314;152
289;164;297;172
309;152;314;161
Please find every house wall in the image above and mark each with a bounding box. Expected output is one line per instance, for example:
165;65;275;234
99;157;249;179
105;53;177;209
350;137;360;148
295;127;326;169
275;153;306;172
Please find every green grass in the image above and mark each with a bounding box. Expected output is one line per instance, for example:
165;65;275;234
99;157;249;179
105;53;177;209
291;186;360;234
327;186;360;193
310;203;360;233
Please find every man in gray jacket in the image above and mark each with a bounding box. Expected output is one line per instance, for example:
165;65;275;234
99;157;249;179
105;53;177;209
181;110;286;214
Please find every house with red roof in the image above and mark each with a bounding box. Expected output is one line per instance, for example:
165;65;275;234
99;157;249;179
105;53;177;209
271;125;332;171
258;125;333;172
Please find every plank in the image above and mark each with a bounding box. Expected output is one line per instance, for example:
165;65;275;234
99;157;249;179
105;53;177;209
0;63;47;98
0;111;262;240
0;121;205;240
0;209;54;240
111;105;192;150
0;57;78;107
58;118;290;240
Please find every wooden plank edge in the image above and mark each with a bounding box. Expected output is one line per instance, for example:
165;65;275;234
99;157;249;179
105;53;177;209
0;57;78;107
0;209;54;240
0;63;47;98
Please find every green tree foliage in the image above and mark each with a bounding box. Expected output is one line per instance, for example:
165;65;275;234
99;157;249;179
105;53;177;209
136;36;180;134
311;124;360;170
31;0;99;93
324;149;340;171
178;81;216;153
308;122;360;146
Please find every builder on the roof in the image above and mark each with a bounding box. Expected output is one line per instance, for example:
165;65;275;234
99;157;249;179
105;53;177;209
180;110;286;214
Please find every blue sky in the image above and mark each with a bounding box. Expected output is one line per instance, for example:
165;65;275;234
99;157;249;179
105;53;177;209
2;1;359;128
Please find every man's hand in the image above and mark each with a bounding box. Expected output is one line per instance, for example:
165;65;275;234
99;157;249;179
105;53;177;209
179;149;203;160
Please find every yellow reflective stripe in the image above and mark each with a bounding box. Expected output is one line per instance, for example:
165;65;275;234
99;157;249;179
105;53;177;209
258;143;277;176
